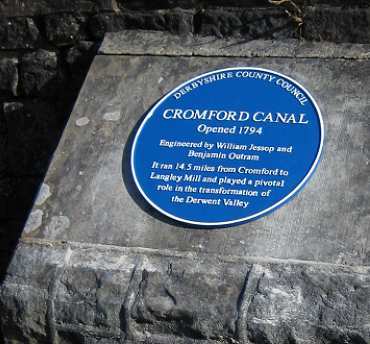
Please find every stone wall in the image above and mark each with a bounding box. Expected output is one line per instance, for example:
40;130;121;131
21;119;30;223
1;0;370;339
1;241;369;344
1;0;370;277
0;0;369;295
0;1;370;343
2;1;370;211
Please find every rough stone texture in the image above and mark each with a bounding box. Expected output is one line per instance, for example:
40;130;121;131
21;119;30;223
66;41;96;66
99;30;370;59
45;13;89;46
101;30;194;55
0;17;40;49
89;9;194;40
0;0;119;16
303;6;370;43
0;57;18;96
1;0;370;17
119;0;370;10
0;242;369;343
1;1;370;342
20;49;61;97
195;7;297;39
1;31;369;343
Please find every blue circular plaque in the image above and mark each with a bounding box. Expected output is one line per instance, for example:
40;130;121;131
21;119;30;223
131;67;323;226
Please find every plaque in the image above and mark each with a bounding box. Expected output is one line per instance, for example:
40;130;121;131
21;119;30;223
131;67;324;226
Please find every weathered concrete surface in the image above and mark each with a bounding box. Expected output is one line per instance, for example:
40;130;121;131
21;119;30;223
1;241;369;344
3;0;370;288
1;31;369;343
100;30;370;59
21;33;370;266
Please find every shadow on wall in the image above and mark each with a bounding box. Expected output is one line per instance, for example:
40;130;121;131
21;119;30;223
0;45;98;286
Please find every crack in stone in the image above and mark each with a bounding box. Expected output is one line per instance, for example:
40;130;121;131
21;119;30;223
120;258;146;343
236;264;265;343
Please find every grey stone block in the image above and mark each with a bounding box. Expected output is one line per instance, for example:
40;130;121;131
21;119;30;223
246;265;370;343
1;242;369;343
1;31;369;343
99;30;370;59
0;243;65;343
54;267;131;331
18;47;369;266
0;284;49;343
130;268;244;340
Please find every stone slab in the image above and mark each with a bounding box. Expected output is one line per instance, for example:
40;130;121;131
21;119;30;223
99;30;370;59
22;36;370;267
1;30;370;343
1;240;369;343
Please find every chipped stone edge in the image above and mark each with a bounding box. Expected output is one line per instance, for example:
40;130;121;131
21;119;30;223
19;237;370;272
99;30;370;60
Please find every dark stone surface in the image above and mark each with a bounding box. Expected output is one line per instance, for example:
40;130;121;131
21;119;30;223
0;57;18;96
20;49;61;97
196;7;296;39
1;0;370;45
0;17;40;49
65;41;96;68
1;0;370;16
120;0;370;10
119;0;198;10
89;9;194;40
45;13;89;46
303;6;370;43
89;13;126;40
